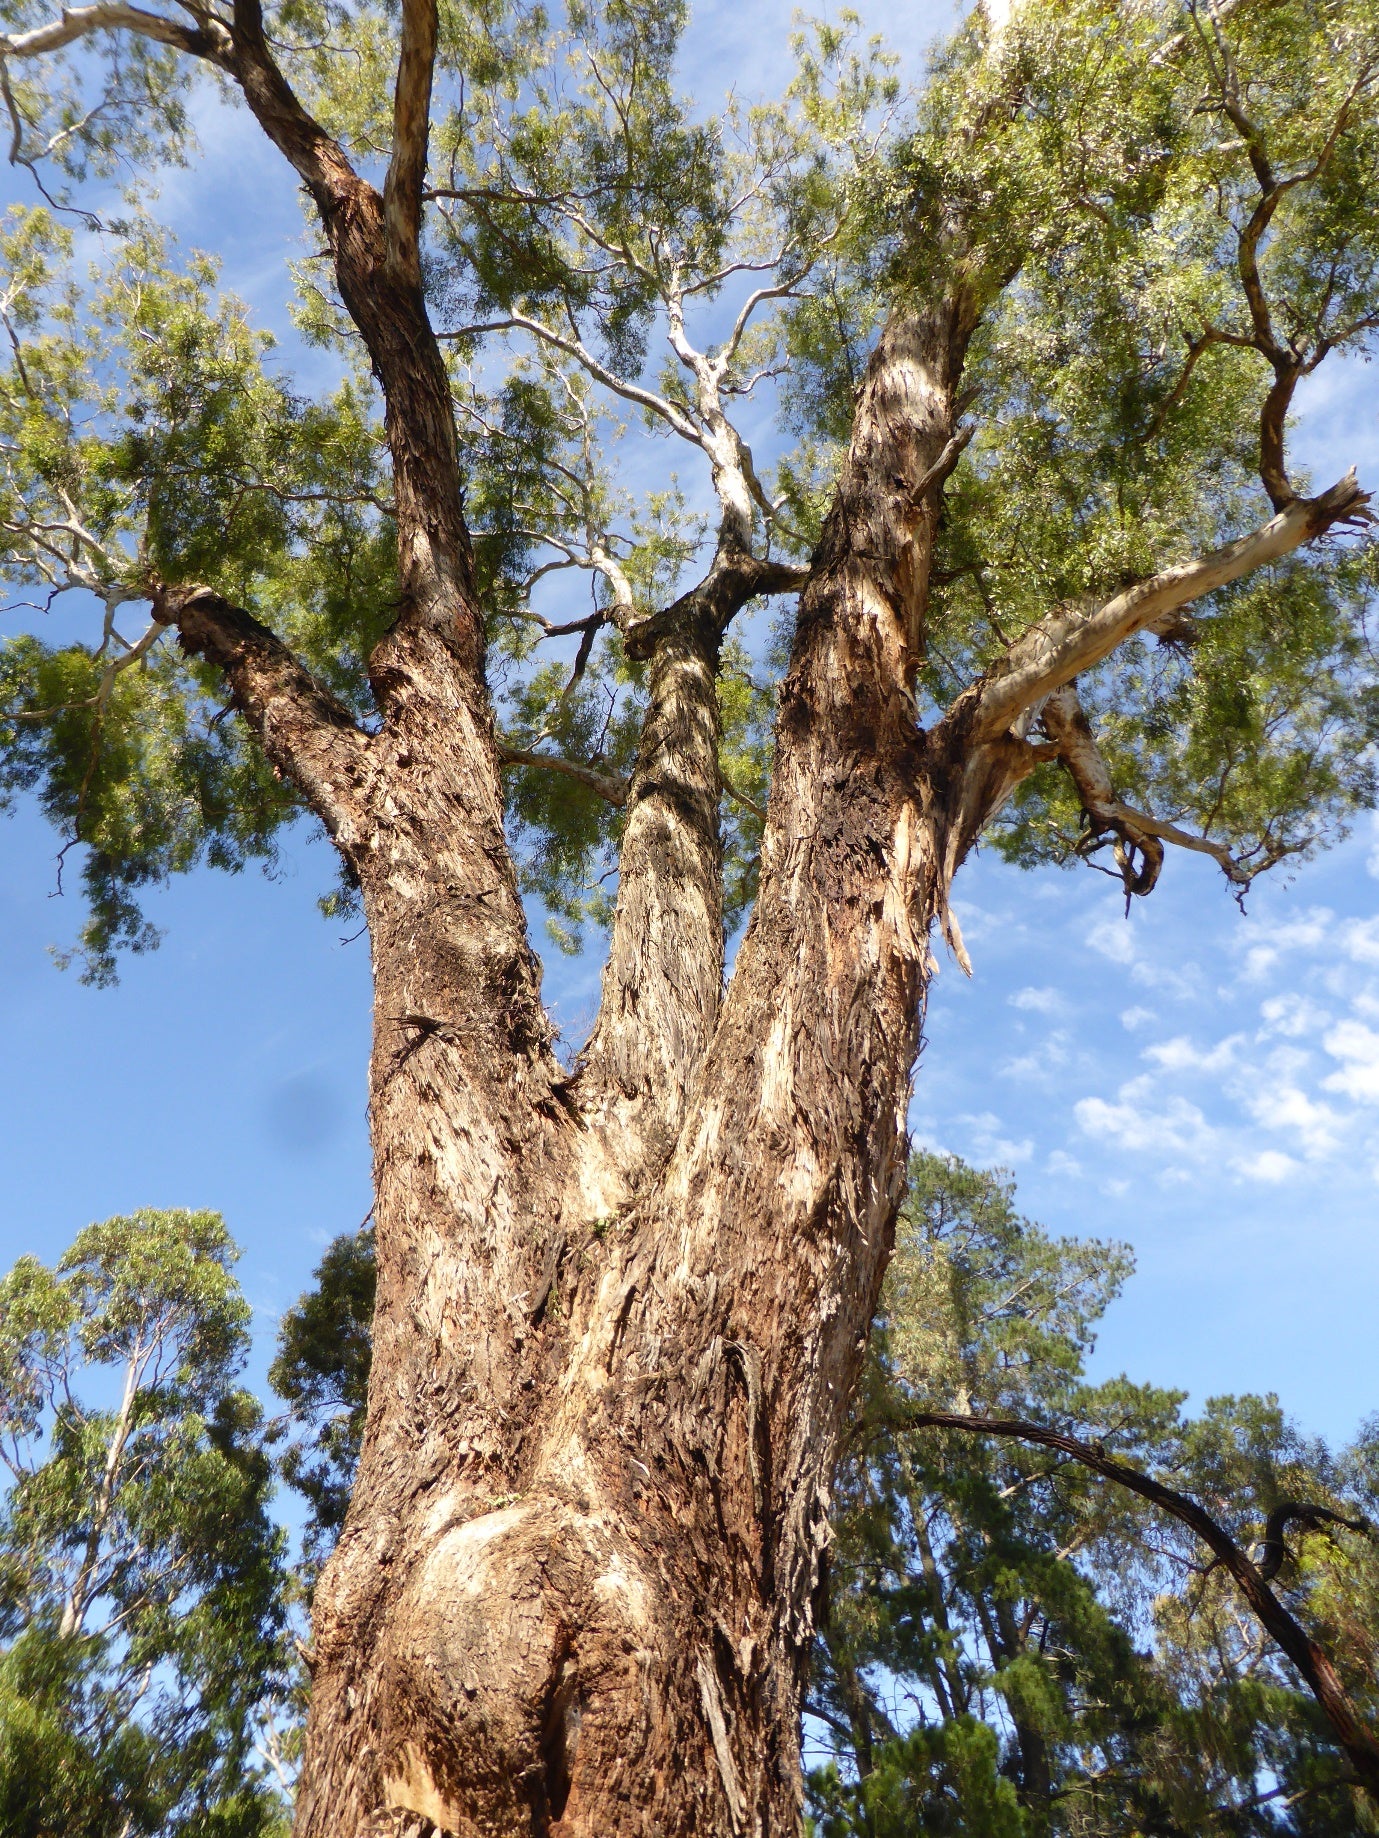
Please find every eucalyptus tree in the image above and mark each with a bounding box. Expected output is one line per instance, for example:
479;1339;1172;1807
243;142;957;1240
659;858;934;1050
0;1210;291;1835
0;0;1377;1830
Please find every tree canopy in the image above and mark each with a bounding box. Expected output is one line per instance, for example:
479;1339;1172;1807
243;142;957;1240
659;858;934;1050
0;0;1375;973
0;1209;292;1837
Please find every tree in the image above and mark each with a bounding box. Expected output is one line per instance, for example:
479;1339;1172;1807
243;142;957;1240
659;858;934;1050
268;1225;375;1590
0;0;1376;1826
811;1155;1379;1835
273;1162;1379;1832
0;1209;292;1836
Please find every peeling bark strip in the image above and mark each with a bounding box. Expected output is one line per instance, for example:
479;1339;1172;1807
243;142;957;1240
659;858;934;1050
4;3;1374;1830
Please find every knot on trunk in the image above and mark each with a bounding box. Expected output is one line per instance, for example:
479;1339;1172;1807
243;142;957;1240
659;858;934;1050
375;1496;657;1835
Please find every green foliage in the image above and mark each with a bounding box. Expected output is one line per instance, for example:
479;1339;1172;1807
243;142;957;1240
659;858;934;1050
1;0;1374;969
267;1226;376;1581
776;0;1379;883
809;1154;1379;1836
0;1211;292;1837
0;207;393;979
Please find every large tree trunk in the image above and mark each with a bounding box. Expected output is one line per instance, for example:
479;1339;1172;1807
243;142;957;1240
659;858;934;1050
289;302;986;1837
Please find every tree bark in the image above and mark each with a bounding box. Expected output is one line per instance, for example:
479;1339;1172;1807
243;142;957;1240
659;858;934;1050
5;4;1375;1831
287;305;990;1838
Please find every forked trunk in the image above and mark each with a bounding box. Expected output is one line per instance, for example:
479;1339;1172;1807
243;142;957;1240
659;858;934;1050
294;306;981;1836
298;824;947;1838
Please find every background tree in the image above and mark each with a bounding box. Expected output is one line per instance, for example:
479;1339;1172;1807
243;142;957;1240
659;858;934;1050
0;1209;292;1837
810;1156;1379;1836
268;1225;375;1592
0;0;1376;1827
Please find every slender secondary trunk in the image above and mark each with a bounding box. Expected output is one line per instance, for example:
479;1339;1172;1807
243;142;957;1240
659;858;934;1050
292;304;987;1837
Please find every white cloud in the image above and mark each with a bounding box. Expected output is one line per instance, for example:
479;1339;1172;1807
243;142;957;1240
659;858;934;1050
1322;1019;1379;1103
1074;1079;1216;1157
1047;1149;1083;1178
957;1111;1034;1164
1240;1080;1340;1158
1086;914;1136;965
1258;993;1331;1038
1236;907;1333;981
1010;985;1065;1015
1232;1149;1300;1184
1145;1033;1242;1074
949;900;1002;943
1340;917;1379;965
1001;1030;1071;1080
1121;1006;1155;1030
1130;958;1203;999
1085;911;1202;997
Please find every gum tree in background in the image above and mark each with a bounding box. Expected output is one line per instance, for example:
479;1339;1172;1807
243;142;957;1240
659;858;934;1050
0;1211;290;1836
811;1156;1379;1835
0;0;1377;1827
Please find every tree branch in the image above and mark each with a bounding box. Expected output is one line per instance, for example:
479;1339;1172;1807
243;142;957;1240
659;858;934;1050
1041;681;1256;897
0;2;229;63
1260;1501;1370;1582
151;583;371;847
906;1407;1379;1798
623;555;808;661
495;742;627;808
965;471;1373;741
383;0;437;286
440;314;703;446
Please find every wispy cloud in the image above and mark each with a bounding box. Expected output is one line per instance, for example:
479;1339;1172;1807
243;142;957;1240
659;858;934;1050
1323;1019;1379;1103
1074;1078;1217;1159
1145;1033;1242;1074
1010;985;1065;1015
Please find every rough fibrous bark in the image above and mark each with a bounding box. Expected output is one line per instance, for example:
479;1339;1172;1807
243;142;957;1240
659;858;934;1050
288;303;989;1838
152;276;1369;1838
4;4;1373;1828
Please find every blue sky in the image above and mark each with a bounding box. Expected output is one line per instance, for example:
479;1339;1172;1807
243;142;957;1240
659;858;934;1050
1;0;1376;1460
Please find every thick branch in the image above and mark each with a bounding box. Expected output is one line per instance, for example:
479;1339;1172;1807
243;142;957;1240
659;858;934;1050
152;583;370;847
1260;1502;1370;1582
966;471;1372;740
623;554;808;662
383;0;437;285
908;1409;1379;1797
220;2;480;668
573;541;806;1179
572;600;725;1188
1041;684;1165;896
0;2;229;62
1041;681;1257;896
